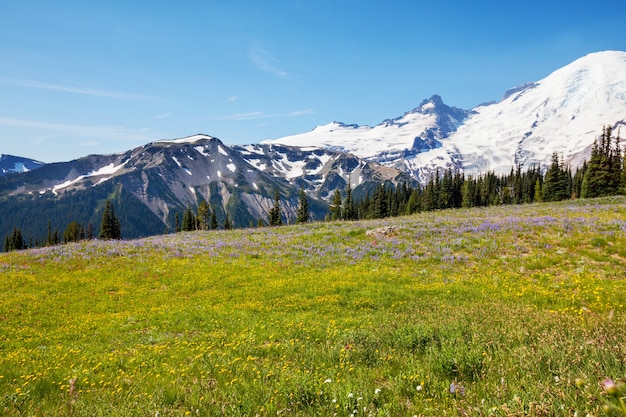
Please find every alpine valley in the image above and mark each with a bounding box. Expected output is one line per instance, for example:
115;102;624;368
1;50;625;241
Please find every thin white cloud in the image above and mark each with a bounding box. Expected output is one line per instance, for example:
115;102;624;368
223;112;269;121
222;109;315;121
154;112;173;119
0;116;151;141
227;96;238;102
289;109;315;116
79;141;100;147
0;78;160;100
249;46;288;78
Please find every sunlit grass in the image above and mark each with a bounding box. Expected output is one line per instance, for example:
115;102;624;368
1;197;625;416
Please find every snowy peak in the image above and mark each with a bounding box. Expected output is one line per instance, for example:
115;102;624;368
155;134;216;145
264;94;472;160
446;50;626;175
264;50;626;182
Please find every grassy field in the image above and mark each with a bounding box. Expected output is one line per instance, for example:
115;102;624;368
1;197;625;416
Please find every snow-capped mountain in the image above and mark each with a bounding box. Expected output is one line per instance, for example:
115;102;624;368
0;135;410;239
263;95;472;169
0;154;45;176
265;50;626;182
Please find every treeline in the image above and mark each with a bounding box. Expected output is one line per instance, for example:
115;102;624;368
3;200;121;252
174;188;311;232
175;200;224;232
331;126;624;220
3;126;624;251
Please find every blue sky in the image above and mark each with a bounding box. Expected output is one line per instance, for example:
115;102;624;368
1;0;624;162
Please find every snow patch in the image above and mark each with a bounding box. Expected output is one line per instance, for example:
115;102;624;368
13;163;29;173
94;177;111;185
250;160;267;171
51;162;126;195
195;146;210;157
218;145;228;156
226;163;237;172
157;134;214;144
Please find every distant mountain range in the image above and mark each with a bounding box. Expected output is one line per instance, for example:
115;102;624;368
0;136;410;240
0;154;45;177
265;50;626;182
1;50;625;241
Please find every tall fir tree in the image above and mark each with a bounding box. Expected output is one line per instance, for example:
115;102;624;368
406;188;421;213
63;221;84;243
182;206;197;231
268;190;282;226
175;212;181;232
542;151;570;201
223;213;232;230
99;200;121;240
581;126;623;198
330;189;342;221
461;177;477;208
4;227;25;252
343;180;355;220
296;188;310;224
209;205;219;230
197;200;210;230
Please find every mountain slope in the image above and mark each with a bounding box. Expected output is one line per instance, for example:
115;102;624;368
443;50;626;175
263;95;472;162
0;135;411;240
265;50;626;182
0;154;45;176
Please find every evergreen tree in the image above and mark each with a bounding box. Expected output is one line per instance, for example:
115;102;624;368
330;189;342;220
175;213;181;232
197;200;210;230
422;173;438;211
534;179;543;202
268;190;282;226
63;221;84;243
406;188;421;214
370;183;389;218
47;220;52;246
50;229;60;246
296;188;310;224
223;213;232;230
343;180;356;220
86;222;94;240
439;169;454;209
99;200;121;240
4;227;25;251
209;205;219;230
461;177;477;208
182;206;197;231
542;151;570;201
581;126;623;198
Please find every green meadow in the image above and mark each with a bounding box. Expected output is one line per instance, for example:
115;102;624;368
1;197;625;416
